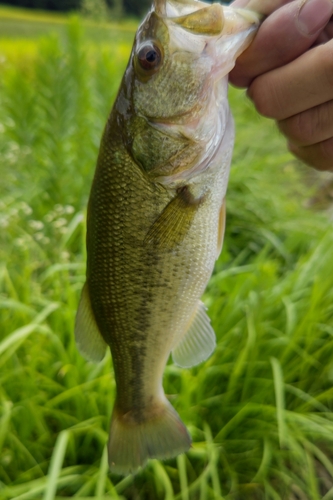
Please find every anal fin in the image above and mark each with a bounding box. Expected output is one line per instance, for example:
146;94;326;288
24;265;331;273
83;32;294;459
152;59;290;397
172;301;216;368
75;283;107;363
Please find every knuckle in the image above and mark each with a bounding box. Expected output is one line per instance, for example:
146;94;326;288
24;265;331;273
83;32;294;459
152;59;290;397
249;83;274;118
320;43;333;88
287;141;300;158
281;112;317;146
249;75;285;119
293;113;317;145
288;140;333;172
253;98;273;118
320;138;333;169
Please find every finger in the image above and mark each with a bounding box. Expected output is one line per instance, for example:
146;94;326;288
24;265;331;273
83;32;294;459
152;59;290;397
232;0;292;15
315;20;333;44
248;40;333;120
230;0;333;87
289;138;333;171
315;31;330;44
325;20;333;38
278;100;333;146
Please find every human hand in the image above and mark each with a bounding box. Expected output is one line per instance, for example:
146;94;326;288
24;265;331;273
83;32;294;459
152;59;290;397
230;0;333;171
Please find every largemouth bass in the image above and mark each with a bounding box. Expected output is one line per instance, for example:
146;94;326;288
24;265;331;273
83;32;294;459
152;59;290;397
75;0;260;475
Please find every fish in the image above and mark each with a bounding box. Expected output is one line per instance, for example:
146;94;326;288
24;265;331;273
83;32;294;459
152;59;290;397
75;0;260;475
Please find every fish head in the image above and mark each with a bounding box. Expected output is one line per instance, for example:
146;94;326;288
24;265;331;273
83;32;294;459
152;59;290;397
117;0;260;183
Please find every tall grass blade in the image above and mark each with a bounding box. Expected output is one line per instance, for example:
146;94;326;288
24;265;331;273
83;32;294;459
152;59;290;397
177;454;189;500
43;430;70;500
0;401;12;456
271;357;287;448
151;461;174;500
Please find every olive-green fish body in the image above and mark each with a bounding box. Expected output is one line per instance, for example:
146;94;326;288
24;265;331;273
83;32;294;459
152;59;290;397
75;0;260;475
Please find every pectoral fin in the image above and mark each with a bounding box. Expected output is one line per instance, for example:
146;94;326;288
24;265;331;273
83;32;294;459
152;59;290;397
145;187;202;250
75;283;107;363
172;301;216;368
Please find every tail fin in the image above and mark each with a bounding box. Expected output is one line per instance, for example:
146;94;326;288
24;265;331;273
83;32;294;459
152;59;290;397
108;398;191;475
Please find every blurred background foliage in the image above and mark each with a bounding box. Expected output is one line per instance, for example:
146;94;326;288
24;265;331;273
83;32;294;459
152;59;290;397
0;0;228;18
1;4;333;500
1;0;152;17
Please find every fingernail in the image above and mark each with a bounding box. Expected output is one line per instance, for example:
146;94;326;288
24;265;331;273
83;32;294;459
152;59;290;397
297;0;333;36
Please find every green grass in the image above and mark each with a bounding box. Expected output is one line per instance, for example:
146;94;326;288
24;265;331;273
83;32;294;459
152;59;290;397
0;5;137;45
2;7;333;500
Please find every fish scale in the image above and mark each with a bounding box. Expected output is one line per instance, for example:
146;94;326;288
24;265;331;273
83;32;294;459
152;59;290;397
75;0;260;475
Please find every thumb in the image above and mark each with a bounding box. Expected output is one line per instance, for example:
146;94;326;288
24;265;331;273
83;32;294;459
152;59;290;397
230;0;333;88
232;0;292;15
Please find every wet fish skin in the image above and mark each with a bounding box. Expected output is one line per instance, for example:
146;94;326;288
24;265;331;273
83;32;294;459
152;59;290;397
75;0;260;475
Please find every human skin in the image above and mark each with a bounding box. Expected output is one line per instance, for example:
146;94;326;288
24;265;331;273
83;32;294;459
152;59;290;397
230;0;333;171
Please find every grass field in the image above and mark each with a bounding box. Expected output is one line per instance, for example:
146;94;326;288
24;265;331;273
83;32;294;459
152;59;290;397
2;6;333;500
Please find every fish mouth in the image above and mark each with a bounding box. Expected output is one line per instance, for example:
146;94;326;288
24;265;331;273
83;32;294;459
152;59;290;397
171;4;261;38
138;3;261;127
153;0;261;37
155;1;261;77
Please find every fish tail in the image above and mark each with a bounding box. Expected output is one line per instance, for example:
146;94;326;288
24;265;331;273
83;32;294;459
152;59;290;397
108;398;191;475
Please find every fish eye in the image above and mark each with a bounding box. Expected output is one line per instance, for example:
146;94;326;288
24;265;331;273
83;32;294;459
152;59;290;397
137;42;162;72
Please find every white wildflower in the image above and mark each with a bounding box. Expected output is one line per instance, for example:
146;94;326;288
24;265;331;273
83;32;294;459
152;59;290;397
53;218;67;228
0;217;9;228
9;208;18;218
44;212;55;223
19;202;33;215
64;205;75;214
54;204;64;213
14;237;27;248
29;220;44;231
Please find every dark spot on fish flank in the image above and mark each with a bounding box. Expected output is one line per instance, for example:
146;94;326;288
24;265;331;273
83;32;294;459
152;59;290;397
127;343;148;420
141;288;154;299
129;331;146;343
129;343;146;360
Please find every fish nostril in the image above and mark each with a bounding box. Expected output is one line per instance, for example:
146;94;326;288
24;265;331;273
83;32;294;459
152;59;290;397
202;42;209;56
